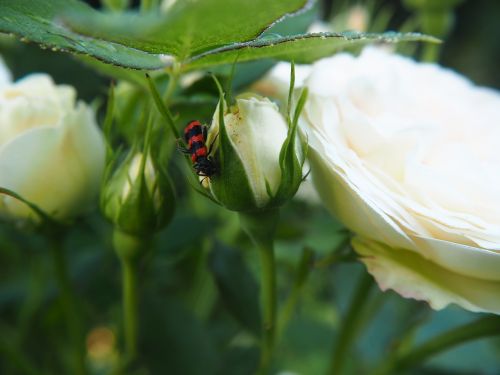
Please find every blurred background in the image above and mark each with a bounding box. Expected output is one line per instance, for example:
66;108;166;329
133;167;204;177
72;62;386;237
0;1;499;374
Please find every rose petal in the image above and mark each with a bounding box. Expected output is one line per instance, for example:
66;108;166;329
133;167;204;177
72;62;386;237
309;146;414;250
0;56;11;87
229;95;288;207
353;237;500;314
0;104;105;220
410;235;500;281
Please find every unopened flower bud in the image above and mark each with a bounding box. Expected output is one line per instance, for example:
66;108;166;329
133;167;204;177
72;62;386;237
206;93;306;212
101;151;175;236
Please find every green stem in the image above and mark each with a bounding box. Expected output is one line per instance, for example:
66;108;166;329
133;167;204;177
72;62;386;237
239;209;280;375
258;239;276;374
146;74;180;139
0;341;44;375
376;315;500;375
422;43;440;62
140;0;153;12
277;247;314;338
164;65;180;106
314;234;351;268
121;257;138;360
51;239;87;375
113;230;145;365
328;271;374;375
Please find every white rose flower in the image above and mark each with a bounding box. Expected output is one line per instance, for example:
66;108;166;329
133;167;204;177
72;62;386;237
0;74;106;221
0;56;11;87
299;48;500;314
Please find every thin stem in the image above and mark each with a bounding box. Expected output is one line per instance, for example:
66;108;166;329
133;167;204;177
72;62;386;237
140;0;153;12
51;239;87;375
112;230;145;366
121;257;139;360
257;239;277;374
164;65;180;106
277;247;314;338
239;209;280;375
146;74;180;139
422;43;440;62
328;271;374;375
376;315;500;375
0;341;44;375
314;234;351;268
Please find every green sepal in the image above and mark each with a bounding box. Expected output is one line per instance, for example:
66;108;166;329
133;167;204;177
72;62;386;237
115;152;158;235
208;77;258;212
150;158;176;232
101;114;176;236
271;68;308;207
0;187;66;236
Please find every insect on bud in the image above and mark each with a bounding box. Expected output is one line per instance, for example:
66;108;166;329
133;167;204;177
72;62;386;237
202;91;307;212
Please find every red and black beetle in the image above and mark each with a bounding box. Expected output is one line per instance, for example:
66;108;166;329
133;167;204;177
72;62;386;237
179;120;217;178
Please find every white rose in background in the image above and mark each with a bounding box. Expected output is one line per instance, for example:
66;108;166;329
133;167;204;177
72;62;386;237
0;74;106;221
0;56;11;87
297;48;500;314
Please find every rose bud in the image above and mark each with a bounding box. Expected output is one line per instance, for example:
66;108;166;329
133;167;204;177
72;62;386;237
205;93;307;212
0;73;105;221
101;151;175;237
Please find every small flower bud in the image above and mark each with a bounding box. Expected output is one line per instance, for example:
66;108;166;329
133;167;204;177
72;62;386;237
101;151;175;236
206;93;306;212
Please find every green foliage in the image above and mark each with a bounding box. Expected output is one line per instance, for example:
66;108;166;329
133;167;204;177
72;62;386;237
63;0;310;59
0;0;310;69
184;31;439;70
0;0;164;69
209;244;261;336
0;0;435;70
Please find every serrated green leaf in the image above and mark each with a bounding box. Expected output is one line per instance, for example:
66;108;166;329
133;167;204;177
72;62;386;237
0;1;435;73
0;0;312;70
64;0;310;58
77;55;149;88
184;31;440;70
0;0;164;69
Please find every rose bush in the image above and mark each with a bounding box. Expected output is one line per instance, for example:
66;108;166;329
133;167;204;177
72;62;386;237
293;48;500;314
0;73;105;221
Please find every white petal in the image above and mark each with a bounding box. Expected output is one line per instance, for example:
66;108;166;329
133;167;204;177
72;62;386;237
0;56;12;87
229;95;288;207
309;147;414;250
353;237;500;314
0;104;105;220
409;235;500;281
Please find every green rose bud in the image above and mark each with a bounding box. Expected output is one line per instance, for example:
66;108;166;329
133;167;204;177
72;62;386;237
206;92;307;212
101;151;175;237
